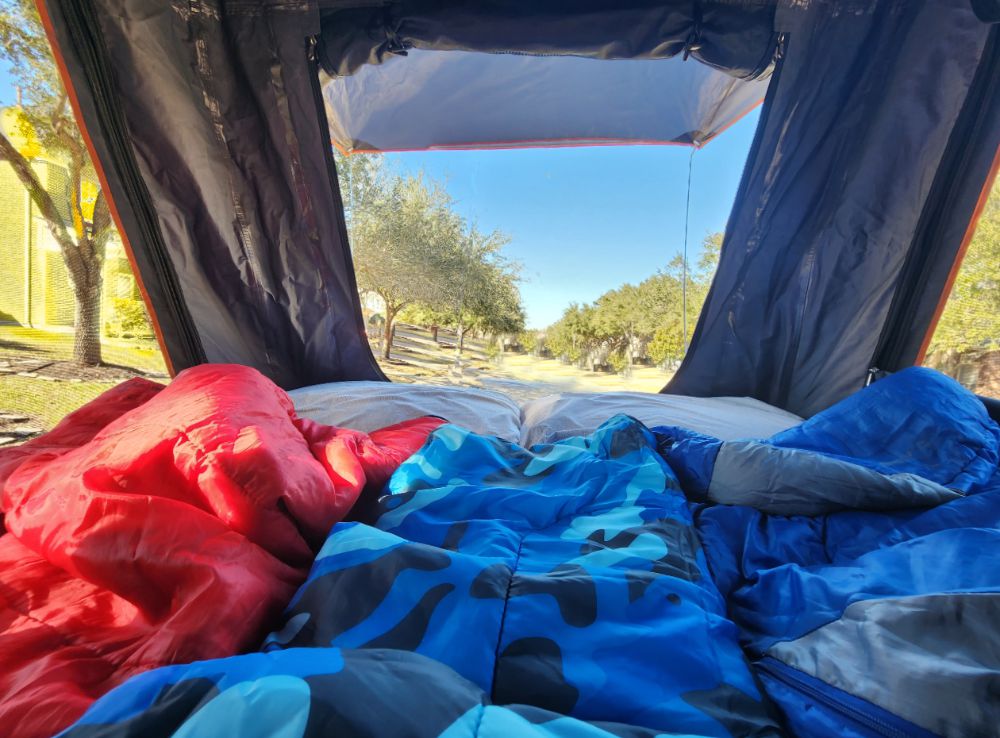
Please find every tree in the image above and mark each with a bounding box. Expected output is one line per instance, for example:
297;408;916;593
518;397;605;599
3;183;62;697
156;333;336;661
338;152;525;360
697;231;723;280
335;150;389;229
0;0;114;365
593;284;642;372
350;173;463;359
541;231;724;372
546;303;600;367
436;224;524;355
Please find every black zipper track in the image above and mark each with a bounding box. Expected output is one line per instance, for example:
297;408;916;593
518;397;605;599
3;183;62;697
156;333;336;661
870;26;1000;377
306;35;389;382
47;0;206;371
756;659;918;738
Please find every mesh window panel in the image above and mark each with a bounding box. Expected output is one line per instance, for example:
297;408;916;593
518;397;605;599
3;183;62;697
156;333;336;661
923;178;1000;398
0;154;167;444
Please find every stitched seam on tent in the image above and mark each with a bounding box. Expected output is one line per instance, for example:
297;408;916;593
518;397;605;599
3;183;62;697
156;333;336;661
489;534;526;701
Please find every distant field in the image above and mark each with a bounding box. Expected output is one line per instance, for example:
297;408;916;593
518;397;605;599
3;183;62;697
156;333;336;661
378;324;671;404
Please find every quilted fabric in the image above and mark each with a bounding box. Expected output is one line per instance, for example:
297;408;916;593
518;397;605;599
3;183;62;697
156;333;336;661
262;415;778;736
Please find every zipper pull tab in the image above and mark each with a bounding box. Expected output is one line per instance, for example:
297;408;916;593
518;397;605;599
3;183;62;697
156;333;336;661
866;366;885;387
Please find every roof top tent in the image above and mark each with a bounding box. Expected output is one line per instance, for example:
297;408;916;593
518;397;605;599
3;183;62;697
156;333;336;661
36;0;1000;418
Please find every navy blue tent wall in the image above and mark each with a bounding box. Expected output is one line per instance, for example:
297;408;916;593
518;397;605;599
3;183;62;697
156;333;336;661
39;0;387;388
668;0;1000;416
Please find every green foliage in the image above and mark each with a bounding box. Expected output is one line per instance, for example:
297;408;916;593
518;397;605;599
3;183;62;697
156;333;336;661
0;1;75;155
648;323;684;365
442;224;525;340
545;303;599;365
112;298;153;337
351;171;461;317
339;151;525;357
514;329;546;354
542;231;723;372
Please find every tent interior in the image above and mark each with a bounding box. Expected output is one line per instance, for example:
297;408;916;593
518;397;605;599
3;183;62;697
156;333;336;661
34;0;1000;416
0;0;998;736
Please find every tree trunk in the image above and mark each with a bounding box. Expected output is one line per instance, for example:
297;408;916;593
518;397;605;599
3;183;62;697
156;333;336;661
73;271;102;366
0;133;107;367
383;307;396;360
431;325;439;343
67;237;104;366
456;322;465;357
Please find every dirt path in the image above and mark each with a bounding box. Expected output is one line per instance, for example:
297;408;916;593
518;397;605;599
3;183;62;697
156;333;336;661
481;353;671;403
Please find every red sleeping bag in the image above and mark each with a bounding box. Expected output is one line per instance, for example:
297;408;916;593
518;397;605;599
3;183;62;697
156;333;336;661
0;364;442;738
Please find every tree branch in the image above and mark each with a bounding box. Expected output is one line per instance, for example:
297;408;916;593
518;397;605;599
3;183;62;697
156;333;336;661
67;148;86;242
0;130;87;275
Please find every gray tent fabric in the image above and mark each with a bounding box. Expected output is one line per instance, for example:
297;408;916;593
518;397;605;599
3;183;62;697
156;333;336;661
317;1;779;80
323;49;770;153
40;0;384;388
667;0;1000;417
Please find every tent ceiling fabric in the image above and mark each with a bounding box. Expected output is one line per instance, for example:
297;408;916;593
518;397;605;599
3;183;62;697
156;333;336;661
322;50;770;153
317;1;779;79
318;0;777;152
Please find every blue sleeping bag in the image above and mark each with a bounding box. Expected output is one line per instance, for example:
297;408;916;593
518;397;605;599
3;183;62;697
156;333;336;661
655;368;1000;738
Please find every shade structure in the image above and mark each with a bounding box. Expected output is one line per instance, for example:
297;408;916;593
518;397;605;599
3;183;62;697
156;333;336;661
323;49;770;154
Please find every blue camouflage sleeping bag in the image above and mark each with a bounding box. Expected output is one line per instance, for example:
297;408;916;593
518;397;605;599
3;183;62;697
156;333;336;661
59;414;780;737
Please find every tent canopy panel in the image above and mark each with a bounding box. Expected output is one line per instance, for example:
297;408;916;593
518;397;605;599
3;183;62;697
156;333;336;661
318;0;779;79
323;49;770;154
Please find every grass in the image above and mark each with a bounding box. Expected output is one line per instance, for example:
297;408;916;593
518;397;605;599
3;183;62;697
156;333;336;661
0;324;168;431
0;325;167;374
0;375;125;430
0;321;672;432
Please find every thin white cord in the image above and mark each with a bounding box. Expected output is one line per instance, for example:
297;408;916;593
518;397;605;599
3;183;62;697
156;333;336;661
682;147;695;355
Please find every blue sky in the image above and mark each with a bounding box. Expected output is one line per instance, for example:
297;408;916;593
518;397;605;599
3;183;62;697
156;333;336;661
386;109;759;328
0;61;15;106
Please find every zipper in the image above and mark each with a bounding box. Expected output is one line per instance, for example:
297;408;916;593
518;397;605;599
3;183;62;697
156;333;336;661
52;0;206;371
755;658;923;738
305;34;389;381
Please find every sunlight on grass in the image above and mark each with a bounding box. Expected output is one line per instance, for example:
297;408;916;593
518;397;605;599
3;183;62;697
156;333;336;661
0;325;166;375
0;375;123;430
